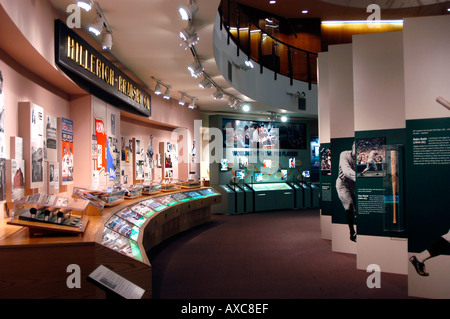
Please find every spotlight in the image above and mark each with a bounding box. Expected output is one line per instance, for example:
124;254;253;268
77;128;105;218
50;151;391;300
77;0;93;11
179;94;187;106
281;115;288;123
242;104;250;112
102;31;113;50
188;60;203;78
180;27;199;50
154;82;162;95
163;86;171;100
89;14;104;36
179;1;199;21
188;98;196;109
212;89;224;100
244;60;254;69
199;77;213;89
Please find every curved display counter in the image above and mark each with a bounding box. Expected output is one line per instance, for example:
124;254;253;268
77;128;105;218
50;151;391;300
0;187;221;299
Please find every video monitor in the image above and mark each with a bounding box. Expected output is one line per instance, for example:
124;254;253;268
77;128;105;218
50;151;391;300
302;170;310;178
289;158;295;168
220;159;228;171
263;159;272;168
281;169;287;181
254;172;263;182
236;170;245;180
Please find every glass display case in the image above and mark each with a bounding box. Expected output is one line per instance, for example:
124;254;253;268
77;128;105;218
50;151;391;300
249;182;293;191
119;184;144;199
140;182;162;195
8;194;89;234
160;178;182;192
99;187;221;262
73;186;125;208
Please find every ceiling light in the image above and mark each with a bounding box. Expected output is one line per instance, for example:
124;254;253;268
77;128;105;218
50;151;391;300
163;86;171;100
322;20;403;25
188;60;203;78
179;1;199;21
154;82;162;95
199;77;213;89
77;0;93;11
242;104;250;112
179;94;186;106
281;116;288;123
180;27;199;50
270;1;276;4
244;60;254;69
212;89;224;100
102;31;113;50
302;10;308;14
188;98;196;109
89;14;104;36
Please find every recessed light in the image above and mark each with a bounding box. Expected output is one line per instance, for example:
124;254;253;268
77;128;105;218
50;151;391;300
302;10;308;14
270;1;276;4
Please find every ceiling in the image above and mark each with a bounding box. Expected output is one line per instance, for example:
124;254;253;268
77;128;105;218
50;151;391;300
48;0;450;118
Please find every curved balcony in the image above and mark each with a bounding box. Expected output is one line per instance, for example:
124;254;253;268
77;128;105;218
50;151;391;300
219;0;318;89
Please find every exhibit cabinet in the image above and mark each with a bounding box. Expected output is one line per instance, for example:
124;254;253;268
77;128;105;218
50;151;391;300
0;187;221;299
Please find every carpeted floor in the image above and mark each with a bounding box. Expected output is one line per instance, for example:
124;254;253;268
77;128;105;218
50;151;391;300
148;209;411;299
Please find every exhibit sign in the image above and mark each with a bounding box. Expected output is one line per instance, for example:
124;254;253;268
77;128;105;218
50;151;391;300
55;19;151;117
30;104;44;184
319;143;333;215
60;118;74;183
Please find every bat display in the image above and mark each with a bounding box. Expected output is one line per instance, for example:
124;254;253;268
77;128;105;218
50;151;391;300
391;150;398;224
436;96;450;111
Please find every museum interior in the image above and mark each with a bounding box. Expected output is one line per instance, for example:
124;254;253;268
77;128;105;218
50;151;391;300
0;0;449;302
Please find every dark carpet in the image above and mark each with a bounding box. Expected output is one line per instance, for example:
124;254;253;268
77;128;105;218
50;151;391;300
148;209;411;299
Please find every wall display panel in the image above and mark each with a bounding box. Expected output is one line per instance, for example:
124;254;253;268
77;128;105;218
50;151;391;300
405;118;450;254
354;129;406;238
47;161;59;195
0;70;4;159
45;114;57;162
58;118;74;185
18;102;45;189
319;143;333;215
222;118;307;150
7;159;25;201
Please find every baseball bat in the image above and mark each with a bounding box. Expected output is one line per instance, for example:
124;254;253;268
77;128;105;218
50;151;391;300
436;96;450;111
391;150;398;224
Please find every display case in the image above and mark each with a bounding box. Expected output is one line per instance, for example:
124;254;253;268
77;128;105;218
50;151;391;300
141;182;162;195
383;145;405;233
180;179;202;188
99;187;222;263
120;184;144;199
247;182;295;212
7;194;89;234
73;186;125;208
160;178;181;192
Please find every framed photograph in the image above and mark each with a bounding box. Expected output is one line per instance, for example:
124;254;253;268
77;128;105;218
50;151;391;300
320;148;331;176
220;159;228;171
356;137;386;177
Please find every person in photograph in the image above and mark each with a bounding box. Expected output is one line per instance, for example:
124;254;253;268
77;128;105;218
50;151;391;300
410;229;450;276
336;142;357;242
360;149;382;176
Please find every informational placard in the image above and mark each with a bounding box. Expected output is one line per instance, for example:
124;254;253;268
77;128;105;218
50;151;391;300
30;104;44;184
0;70;5;159
60;118;74;184
88;265;145;299
45;114;57;162
10;159;25;200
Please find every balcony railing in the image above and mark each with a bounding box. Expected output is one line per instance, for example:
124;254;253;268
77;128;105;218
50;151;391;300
219;0;318;90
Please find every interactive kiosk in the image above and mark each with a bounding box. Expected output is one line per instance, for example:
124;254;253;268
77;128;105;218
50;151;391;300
288;182;304;209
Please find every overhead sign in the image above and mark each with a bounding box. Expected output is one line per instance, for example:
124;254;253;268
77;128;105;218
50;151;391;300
55;19;151;117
